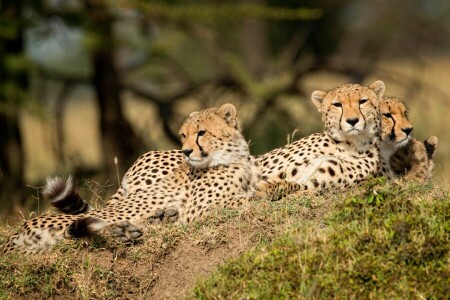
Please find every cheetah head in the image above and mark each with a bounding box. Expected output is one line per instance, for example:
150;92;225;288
311;80;385;142
380;96;413;150
179;103;249;169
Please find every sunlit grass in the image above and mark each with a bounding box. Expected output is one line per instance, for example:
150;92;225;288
1;179;447;299
190;179;450;299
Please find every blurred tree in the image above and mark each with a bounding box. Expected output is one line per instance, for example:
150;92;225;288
85;0;143;176
0;0;27;215
241;0;269;77
3;0;449;218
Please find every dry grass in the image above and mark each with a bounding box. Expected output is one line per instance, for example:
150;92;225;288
0;179;447;299
0;180;336;299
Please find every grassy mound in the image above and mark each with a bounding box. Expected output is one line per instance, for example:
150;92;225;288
191;179;450;299
0;179;448;299
0;182;334;299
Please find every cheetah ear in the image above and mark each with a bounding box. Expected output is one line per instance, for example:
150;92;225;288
311;91;327;112
189;111;199;117
368;80;385;98
216;103;238;128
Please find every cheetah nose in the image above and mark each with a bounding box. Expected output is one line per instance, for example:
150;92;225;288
402;127;413;136
346;118;359;126
182;149;193;157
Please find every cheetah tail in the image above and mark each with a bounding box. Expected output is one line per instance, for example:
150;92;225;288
43;176;92;215
68;216;108;238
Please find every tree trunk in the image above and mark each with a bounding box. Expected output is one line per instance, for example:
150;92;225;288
0;0;26;216
241;0;269;78
86;0;143;177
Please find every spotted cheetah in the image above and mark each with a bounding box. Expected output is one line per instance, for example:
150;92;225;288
256;81;385;192
379;96;438;182
389;136;438;182
3;104;299;253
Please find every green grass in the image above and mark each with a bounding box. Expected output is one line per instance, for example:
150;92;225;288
190;179;450;299
0;179;448;299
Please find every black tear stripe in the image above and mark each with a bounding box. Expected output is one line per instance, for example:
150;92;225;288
389;115;396;141
196;131;210;157
337;106;343;131
196;132;205;153
358;102;366;126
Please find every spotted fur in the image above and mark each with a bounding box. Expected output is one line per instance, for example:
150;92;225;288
3;104;299;253
378;96;437;182
378;96;413;177
256;81;385;192
389;136;438;182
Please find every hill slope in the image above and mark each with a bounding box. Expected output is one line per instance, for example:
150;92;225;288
0;179;448;299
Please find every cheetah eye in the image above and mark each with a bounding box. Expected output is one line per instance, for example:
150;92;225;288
180;133;186;139
332;103;342;108
359;99;368;104
197;130;206;137
383;113;392;118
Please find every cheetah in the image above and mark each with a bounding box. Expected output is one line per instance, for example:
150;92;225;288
389;136;438;182
256;81;385;192
45;150;188;220
378;96;438;182
3;104;299;253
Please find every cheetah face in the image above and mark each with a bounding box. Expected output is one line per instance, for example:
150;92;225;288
380;97;413;149
179;103;248;169
311;81;385;142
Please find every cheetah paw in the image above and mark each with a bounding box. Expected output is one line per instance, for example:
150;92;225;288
111;221;143;243
147;208;179;224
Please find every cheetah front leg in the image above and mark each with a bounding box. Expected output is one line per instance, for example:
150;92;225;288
111;208;180;243
255;180;307;201
398;136;438;183
424;136;438;160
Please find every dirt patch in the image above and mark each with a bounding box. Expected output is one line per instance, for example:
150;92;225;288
148;229;254;299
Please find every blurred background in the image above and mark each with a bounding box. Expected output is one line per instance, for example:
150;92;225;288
1;0;449;221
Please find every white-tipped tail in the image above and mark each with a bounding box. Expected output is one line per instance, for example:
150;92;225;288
43;176;92;214
43;176;73;203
